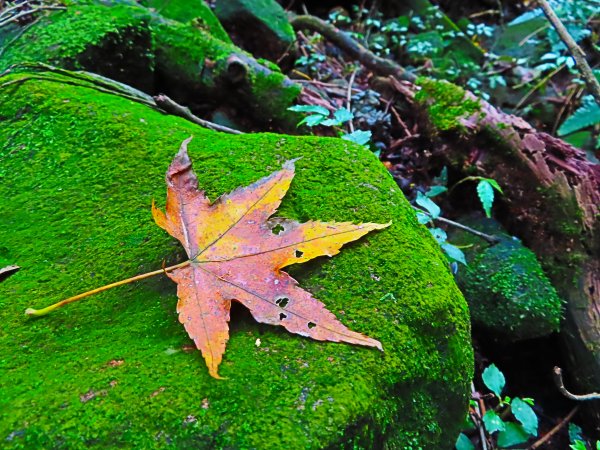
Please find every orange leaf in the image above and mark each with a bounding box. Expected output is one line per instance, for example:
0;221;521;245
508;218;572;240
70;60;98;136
153;138;389;378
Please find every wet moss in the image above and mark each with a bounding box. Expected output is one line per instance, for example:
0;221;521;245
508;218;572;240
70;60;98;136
0;3;154;90
139;0;232;43
451;218;562;341
0;75;472;449
415;78;481;132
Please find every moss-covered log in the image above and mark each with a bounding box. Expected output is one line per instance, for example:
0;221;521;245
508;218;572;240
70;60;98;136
413;77;600;434
0;74;473;449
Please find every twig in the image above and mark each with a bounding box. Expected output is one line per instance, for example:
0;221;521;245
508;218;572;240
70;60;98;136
0;5;65;28
537;0;600;104
0;64;243;135
471;382;489;450
290;14;415;82
412;206;500;244
153;94;243;134
25;261;191;317
553;367;600;401
528;405;579;449
346;68;357;133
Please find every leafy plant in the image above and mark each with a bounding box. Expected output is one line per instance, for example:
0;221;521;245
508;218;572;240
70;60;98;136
453;176;503;218
414;186;467;267
456;364;539;449
288;105;372;146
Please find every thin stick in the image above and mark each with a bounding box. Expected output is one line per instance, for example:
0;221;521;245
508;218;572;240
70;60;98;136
529;405;579;449
553;366;600;401
346;68;357;133
537;0;600;104
412;206;500;244
25;260;190;317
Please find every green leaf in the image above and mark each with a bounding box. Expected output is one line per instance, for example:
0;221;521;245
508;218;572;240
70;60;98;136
558;96;600;136
441;243;467;265
455;433;475;450
333;108;354;124
416;192;441;219
299;114;328;127
342;130;371;145
570;440;587;450
569;423;583;442
477;180;495;218
497;422;530;447
511;397;538;435
429;227;447;244
426;186;448;198
288;105;330;116
482;364;505;396
484;178;503;194
416;212;431;225
482;410;506;434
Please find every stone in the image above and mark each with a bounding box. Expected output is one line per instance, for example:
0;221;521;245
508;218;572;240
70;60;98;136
0;74;472;448
214;0;295;61
451;216;562;341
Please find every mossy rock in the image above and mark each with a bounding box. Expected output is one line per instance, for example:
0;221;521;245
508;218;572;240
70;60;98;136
0;2;154;92
214;0;295;61
0;0;300;129
139;0;232;43
451;217;562;341
0;74;472;449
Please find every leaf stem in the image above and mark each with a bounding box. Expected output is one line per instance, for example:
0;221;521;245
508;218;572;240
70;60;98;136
25;260;190;317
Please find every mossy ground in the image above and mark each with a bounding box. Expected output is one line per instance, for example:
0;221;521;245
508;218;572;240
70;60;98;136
0;75;472;449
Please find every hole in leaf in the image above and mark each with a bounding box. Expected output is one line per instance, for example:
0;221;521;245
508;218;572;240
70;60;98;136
271;224;284;235
307;322;316;329
279;313;287;320
295;249;304;258
275;297;289;308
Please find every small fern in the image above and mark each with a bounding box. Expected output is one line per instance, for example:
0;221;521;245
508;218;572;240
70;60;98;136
558;95;600;136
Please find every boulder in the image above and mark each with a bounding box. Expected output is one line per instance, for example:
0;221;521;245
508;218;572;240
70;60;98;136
214;0;295;61
0;74;472;448
451;216;562;341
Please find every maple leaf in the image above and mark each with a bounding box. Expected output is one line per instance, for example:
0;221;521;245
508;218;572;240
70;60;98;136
152;138;389;378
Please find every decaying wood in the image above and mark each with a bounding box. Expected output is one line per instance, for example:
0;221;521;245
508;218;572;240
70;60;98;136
407;80;600;432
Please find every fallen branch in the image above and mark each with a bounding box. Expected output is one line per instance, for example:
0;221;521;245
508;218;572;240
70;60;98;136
153;94;243;135
290;14;415;82
553;367;600;401
537;0;600;104
529;405;579;449
412;206;500;244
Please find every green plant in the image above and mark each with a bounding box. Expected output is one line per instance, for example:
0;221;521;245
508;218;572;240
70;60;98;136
287;105;372;146
452;176;503;218
456;364;539;449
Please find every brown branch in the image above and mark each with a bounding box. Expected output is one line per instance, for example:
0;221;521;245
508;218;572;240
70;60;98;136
537;0;600;104
153;94;243;135
290;14;415;82
529;405;579;449
553;367;600;401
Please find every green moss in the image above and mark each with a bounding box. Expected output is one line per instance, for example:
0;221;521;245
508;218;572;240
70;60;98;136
139;0;232;43
214;0;295;45
0;3;154;90
415;77;481;132
0;74;472;448
453;222;563;341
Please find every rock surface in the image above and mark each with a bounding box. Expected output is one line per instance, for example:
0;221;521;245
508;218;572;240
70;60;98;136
451;216;562;341
0;74;472;448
